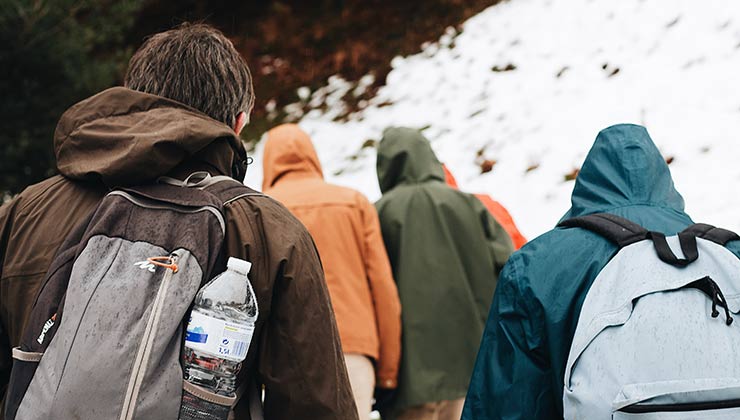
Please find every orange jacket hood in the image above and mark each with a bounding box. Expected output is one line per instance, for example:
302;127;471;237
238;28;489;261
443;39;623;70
262;124;324;190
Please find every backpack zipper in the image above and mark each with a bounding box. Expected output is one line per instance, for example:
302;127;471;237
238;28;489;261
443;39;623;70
620;398;740;413
109;191;225;234
119;254;178;420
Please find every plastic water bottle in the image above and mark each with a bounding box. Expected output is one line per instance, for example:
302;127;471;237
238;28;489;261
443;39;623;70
182;257;258;395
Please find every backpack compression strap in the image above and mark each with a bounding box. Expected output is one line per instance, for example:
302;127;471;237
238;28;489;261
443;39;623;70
558;213;704;267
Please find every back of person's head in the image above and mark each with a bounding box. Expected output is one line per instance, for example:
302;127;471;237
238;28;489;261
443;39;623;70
124;23;254;128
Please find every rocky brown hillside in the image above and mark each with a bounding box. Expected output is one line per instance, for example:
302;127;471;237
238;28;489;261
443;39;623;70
131;0;502;142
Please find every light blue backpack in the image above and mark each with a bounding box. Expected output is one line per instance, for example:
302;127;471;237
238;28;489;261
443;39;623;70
559;213;740;419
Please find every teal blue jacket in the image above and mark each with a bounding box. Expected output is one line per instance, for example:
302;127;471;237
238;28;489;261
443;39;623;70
462;124;740;419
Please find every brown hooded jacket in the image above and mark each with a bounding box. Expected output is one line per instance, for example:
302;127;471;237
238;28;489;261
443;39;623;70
0;88;357;420
262;124;402;388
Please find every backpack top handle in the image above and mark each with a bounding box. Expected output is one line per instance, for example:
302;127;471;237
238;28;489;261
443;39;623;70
646;231;698;267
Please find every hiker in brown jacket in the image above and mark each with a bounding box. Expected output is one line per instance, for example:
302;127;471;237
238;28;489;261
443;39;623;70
0;24;357;420
262;124;402;419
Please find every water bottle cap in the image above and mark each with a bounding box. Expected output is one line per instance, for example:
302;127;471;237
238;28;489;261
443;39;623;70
227;257;252;275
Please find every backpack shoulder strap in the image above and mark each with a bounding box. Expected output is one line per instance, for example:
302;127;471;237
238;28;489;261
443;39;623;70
202;177;265;206
192;174;267;420
558;212;649;248
682;223;740;246
159;172;266;205
558;213;740;268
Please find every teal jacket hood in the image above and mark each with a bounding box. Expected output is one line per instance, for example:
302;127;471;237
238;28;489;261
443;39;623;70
376;127;445;194
563;124;685;220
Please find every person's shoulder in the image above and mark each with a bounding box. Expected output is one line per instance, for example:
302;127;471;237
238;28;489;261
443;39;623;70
374;187;404;211
725;239;740;262
504;225;616;289
376;183;424;203
375;183;449;216
225;189;296;220
16;174;66;198
224;190;314;240
335;184;374;208
420;181;474;201
319;181;369;206
8;175;81;214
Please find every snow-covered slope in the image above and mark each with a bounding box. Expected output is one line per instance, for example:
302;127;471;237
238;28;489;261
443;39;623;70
245;0;740;239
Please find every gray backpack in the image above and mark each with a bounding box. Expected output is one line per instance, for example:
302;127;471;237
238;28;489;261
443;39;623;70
559;213;740;419
5;173;262;420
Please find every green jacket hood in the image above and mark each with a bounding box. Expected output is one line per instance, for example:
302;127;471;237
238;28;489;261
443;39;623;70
54;87;248;187
563;123;685;220
376;127;445;194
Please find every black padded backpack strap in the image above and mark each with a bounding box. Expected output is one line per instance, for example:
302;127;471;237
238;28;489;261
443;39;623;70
558;213;729;268
682;223;740;246
558;213;650;248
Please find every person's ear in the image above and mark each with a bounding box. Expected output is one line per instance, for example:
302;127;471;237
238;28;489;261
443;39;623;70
233;112;248;135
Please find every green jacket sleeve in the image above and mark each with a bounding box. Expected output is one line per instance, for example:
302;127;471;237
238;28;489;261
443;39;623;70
463;255;559;420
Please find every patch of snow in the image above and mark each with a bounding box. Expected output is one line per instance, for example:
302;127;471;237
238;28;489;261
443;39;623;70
353;74;376;97
246;0;740;239
296;86;311;101
264;99;277;113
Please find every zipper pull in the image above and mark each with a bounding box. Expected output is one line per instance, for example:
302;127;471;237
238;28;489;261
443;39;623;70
147;255;179;273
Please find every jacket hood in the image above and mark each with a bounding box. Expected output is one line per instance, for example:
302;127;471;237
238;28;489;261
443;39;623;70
563;123;685;220
262;124;323;190
376;127;445;194
54;87;248;187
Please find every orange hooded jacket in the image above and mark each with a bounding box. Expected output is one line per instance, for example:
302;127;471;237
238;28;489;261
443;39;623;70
443;165;527;249
262;124;402;388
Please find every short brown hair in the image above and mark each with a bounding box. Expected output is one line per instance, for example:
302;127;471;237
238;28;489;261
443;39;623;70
124;23;254;126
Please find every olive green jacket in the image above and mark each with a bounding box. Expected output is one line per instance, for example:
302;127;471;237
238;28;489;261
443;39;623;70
375;127;513;416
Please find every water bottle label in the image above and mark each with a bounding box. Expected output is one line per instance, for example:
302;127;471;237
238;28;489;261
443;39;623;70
184;311;254;362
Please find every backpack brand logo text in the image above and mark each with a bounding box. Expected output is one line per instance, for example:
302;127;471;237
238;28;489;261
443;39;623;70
134;260;157;273
37;313;57;345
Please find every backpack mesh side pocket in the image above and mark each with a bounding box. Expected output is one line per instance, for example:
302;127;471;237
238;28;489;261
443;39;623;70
179;381;236;420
